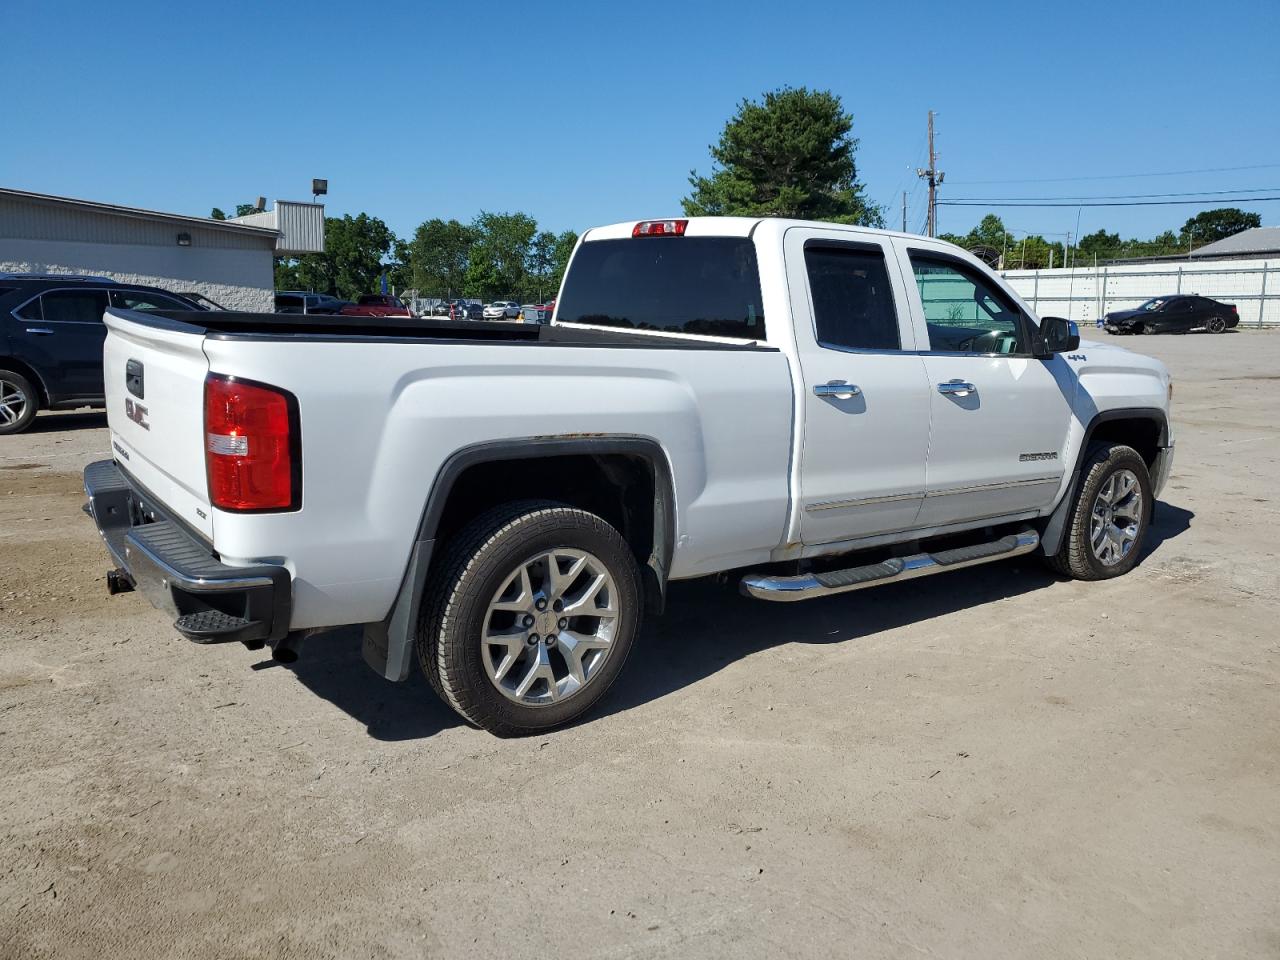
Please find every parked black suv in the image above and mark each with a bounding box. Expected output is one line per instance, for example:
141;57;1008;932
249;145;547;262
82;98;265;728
0;274;201;434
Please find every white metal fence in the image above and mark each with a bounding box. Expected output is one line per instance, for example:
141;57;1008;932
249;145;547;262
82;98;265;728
1000;257;1280;328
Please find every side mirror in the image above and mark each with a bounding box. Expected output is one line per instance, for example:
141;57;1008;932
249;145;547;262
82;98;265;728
1039;316;1079;353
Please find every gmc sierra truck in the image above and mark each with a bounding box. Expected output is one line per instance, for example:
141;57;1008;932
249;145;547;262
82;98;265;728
84;217;1174;735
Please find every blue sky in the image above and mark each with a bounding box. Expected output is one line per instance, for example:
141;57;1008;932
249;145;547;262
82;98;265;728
5;0;1278;244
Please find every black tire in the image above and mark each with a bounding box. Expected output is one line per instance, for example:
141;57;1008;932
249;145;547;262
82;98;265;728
1207;316;1227;334
1046;443;1153;581
1141;323;1159;335
0;369;39;435
418;500;642;736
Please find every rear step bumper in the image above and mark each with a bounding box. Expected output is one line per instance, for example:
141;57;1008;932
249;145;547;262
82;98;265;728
740;529;1040;602
82;460;291;644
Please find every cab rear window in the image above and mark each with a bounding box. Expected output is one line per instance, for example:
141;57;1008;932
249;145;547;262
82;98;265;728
557;237;765;340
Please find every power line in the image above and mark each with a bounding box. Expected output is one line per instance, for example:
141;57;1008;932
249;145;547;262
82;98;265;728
938;195;1280;208
945;186;1280;202
945;163;1280;186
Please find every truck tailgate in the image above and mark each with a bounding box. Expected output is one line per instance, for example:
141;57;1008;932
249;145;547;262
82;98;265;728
103;310;214;540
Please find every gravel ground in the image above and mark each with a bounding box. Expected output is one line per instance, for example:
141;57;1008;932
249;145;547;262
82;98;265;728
1;331;1277;959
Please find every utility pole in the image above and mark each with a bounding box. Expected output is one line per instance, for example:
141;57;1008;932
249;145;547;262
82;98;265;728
915;110;944;237
901;191;907;233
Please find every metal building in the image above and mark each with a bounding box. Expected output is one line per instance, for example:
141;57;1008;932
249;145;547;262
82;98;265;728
0;188;325;311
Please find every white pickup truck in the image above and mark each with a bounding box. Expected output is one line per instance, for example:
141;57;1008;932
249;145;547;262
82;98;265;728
84;217;1174;735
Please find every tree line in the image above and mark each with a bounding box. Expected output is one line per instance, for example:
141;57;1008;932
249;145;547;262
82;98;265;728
211;206;578;303
940;208;1263;270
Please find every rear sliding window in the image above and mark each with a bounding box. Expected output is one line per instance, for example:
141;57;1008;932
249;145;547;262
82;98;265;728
557;237;765;339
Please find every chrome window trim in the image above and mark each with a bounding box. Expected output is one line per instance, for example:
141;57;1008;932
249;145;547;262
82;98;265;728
11;287;112;326
802;238;909;355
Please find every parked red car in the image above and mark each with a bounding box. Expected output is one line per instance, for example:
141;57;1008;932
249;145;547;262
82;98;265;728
340;295;412;318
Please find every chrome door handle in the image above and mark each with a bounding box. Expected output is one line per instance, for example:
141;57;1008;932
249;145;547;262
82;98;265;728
25;327;54;336
937;379;977;397
814;381;861;399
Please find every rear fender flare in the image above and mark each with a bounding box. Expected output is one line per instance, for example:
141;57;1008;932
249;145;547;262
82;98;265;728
362;435;676;682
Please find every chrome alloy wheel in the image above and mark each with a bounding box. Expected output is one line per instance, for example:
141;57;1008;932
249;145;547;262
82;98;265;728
1090;468;1143;566
481;548;619;706
0;377;30;426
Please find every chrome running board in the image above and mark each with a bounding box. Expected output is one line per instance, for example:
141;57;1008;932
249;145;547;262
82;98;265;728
740;529;1040;602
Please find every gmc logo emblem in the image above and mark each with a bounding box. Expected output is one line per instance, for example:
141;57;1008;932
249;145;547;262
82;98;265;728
124;398;150;431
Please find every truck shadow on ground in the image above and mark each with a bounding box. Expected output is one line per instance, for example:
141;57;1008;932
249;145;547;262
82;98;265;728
278;626;465;741
30;411;107;433
283;503;1193;741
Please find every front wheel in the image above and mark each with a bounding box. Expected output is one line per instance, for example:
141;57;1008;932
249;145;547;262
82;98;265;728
1046;443;1153;580
0;369;39;435
1141;323;1159;335
419;501;641;736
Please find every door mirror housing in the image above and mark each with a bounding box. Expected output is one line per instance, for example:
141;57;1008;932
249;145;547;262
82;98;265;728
1039;316;1079;354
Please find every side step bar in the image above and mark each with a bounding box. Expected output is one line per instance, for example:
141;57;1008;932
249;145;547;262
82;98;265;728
740;529;1040;602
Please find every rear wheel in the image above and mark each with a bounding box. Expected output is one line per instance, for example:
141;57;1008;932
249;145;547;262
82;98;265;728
1047;443;1153;580
1207;315;1227;334
0;369;39;435
419;501;641;736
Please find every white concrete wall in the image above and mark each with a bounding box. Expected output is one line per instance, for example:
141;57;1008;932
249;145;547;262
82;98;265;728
1001;257;1280;328
0;238;273;311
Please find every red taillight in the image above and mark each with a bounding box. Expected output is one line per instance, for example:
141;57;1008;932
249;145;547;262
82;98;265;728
204;374;299;511
633;219;687;237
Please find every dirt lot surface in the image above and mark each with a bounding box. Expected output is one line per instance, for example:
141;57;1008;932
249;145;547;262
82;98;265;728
2;331;1278;959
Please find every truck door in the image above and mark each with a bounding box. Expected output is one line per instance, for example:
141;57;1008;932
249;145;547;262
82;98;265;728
785;228;932;544
899;245;1072;527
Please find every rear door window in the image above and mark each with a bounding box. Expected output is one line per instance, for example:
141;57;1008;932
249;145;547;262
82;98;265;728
41;289;110;324
558;237;765;339
804;245;902;351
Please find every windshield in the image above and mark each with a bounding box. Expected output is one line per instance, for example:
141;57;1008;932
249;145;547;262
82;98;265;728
558;237;765;339
1139;298;1167;312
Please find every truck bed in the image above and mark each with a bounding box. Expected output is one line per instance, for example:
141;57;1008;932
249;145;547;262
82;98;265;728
151;310;771;350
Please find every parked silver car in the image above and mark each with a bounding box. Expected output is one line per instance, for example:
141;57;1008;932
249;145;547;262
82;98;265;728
482;300;520;320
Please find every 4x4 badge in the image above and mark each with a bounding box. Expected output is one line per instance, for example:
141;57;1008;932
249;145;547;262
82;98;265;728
1067;353;1087;361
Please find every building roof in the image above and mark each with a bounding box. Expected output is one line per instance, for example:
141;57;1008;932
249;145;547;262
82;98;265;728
0;187;280;239
1190;226;1280;258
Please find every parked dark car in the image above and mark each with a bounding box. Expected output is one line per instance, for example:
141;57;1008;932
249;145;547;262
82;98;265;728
0;274;201;434
1103;295;1239;335
274;291;349;315
445;299;483;320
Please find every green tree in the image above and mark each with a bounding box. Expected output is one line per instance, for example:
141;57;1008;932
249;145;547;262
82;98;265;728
235;203;259;218
210;207;227;221
683;86;883;226
546;230;578;301
408;218;475;297
1075;229;1122;261
1181;207;1261;246
464;212;538;301
515;228;581;302
274;213;398;299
